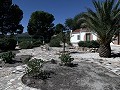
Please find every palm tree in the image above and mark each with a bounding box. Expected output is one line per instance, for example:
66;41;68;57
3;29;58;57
81;0;120;58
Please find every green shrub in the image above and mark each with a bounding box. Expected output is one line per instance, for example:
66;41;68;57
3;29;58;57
90;40;100;48
59;53;74;66
78;41;86;47
0;38;17;51
7;38;17;50
49;38;61;47
18;37;31;43
19;41;33;49
85;41;92;48
32;40;42;47
26;58;45;78
78;41;99;48
0;51;15;63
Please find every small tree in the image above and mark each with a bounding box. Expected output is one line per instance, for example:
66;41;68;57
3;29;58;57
27;11;55;43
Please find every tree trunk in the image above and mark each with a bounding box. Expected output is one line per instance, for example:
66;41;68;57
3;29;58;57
98;43;111;58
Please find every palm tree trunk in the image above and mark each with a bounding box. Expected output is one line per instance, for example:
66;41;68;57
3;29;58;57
98;43;111;58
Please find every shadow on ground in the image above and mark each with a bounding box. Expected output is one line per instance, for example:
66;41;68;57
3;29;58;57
22;61;120;90
111;52;120;58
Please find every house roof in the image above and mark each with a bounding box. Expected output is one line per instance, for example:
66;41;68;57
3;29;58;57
72;29;81;33
72;28;90;34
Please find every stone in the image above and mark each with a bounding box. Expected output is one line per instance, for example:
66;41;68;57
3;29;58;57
7;82;12;85
16;66;23;72
0;67;2;70
10;79;15;82
12;70;16;73
105;63;111;66
17;87;23;90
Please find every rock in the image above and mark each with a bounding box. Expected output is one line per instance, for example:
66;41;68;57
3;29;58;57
105;63;111;66
17;87;23;90
12;70;16;73
10;79;15;82
0;67;2;70
16;66;23;72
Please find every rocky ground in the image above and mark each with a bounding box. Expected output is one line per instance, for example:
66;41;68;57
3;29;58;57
0;45;120;90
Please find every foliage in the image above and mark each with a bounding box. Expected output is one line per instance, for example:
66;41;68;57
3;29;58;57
18;37;31;43
65;12;85;30
32;40;42;47
0;1;23;35
49;37;61;47
0;51;15;63
65;18;75;30
81;0;120;57
26;58;44;77
78;41;86;47
27;11;55;43
59;53;74;66
53;30;71;45
78;41;99;48
0;38;17;51
90;40;100;48
6;38;17;49
54;23;64;34
19;41;33;49
19;39;43;49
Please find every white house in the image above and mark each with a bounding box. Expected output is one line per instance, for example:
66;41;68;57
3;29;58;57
70;28;97;46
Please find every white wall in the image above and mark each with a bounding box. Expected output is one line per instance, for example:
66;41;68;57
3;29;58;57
81;32;86;41
70;32;97;44
70;33;80;43
92;34;97;40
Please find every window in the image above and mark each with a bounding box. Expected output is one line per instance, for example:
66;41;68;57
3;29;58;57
77;35;80;40
86;33;91;41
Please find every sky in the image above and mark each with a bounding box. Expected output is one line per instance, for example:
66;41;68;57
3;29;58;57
12;0;95;32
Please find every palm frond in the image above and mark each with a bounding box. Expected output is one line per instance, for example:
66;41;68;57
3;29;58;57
82;0;120;45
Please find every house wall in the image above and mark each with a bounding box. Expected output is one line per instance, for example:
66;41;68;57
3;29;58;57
81;32;86;41
70;32;97;44
81;32;97;41
70;33;80;43
92;33;97;41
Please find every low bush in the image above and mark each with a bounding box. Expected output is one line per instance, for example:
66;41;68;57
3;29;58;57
7;38;17;50
59;53;74;66
78;40;99;48
26;58;44;77
78;41;86;47
90;40;100;48
0;38;17;51
32;40;42;47
49;38;61;47
19;41;33;49
0;51;15;63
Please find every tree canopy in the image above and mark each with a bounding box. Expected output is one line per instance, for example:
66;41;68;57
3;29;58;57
0;0;24;35
65;12;85;30
54;23;64;34
27;11;55;43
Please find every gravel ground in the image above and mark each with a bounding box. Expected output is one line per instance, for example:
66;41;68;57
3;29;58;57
0;45;120;90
